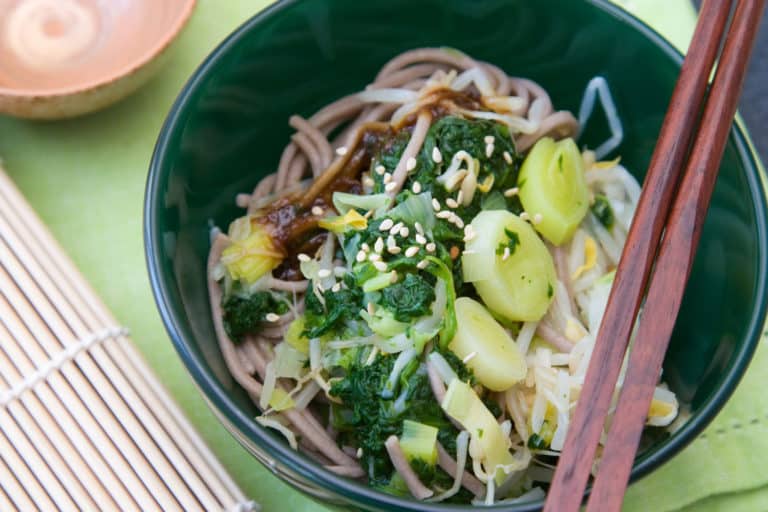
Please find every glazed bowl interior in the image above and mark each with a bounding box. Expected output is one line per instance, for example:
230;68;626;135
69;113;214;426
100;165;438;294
145;0;768;510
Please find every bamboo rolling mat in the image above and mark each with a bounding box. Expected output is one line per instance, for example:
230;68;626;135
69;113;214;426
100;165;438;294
0;164;258;511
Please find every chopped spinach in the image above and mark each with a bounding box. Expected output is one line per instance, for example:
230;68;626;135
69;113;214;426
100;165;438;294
303;275;365;339
222;291;288;341
380;273;436;322
330;354;459;485
591;194;615;230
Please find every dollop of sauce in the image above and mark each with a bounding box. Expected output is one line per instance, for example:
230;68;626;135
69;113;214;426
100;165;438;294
5;0;98;70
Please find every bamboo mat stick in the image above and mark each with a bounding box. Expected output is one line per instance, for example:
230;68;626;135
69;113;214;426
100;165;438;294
0;165;255;511
0;171;253;510
0;313;156;511
0;387;67;510
0;435;42;511
0;476;18;512
0;250;214;511
0;364;101;510
0;321;132;511
0;208;232;510
0;272;183;511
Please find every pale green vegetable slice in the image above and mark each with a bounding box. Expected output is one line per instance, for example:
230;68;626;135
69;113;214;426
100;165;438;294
449;297;527;391
463;210;556;322
441;379;515;484
517;137;589;245
399;420;438;464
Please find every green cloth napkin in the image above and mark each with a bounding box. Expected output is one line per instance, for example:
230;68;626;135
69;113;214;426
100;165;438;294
0;1;765;511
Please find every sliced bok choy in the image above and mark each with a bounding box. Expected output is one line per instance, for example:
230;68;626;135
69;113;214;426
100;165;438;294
462;210;556;322
449;297;527;391
517;137;589;245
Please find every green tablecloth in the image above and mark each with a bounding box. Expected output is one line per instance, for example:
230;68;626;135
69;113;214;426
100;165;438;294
1;1;767;510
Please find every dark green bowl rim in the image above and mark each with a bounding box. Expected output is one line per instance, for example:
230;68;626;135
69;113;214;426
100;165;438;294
144;0;768;509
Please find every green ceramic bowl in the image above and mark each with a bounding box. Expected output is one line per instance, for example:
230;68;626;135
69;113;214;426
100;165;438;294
145;0;768;510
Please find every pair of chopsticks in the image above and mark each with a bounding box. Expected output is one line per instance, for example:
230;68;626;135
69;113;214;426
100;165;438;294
544;0;766;510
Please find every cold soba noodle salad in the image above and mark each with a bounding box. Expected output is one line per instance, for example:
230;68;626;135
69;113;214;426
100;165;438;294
207;48;679;504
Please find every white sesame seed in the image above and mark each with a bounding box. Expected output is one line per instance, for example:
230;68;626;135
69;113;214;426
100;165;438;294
383;172;392;184
406;157;417;171
387;246;402;254
463;226;476;242
533;213;543;224
432;198;441;211
331;283;342;292
415;222;424;235
317;269;331;278
380;218;394;231
503;247;511;261
436;210;452;219
374;261;388;272
426;242;436;253
336;146;348;156
356;250;366;262
456;190;464;205
417;260;429;269
462;351;478;364
503;187;519;197
385;182;398;192
432;147;443;163
356;448;363;458
391;222;404;234
520;212;530;221
445;198;459;209
361;242;371;252
265;313;280;322
415;234;427;245
297;253;311;262
399;227;409;238
368;253;382;262
387;235;396;248
375;165;386;175
374;237;384;253
462;249;476;255
412;181;422;194
367;302;375;315
390;272;399;283
503;151;513;164
485;143;495;158
363;176;375;187
311;206;324;216
405;246;420;258
453;216;465;229
485;135;496;144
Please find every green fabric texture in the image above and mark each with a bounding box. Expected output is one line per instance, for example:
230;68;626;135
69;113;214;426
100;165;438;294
0;1;764;511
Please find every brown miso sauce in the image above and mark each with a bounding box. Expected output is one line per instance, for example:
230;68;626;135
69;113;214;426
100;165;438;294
260;88;486;281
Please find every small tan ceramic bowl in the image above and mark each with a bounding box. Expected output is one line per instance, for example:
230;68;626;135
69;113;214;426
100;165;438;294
0;0;195;119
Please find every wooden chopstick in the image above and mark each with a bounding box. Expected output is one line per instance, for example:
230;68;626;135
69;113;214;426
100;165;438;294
543;0;735;509
546;0;766;510
586;0;766;509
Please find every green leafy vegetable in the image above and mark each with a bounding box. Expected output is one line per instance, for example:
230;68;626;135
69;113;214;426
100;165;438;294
222;291;288;341
495;228;520;256
380;273;436;322
303;275;364;339
591;194;615;230
330;354;458;485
